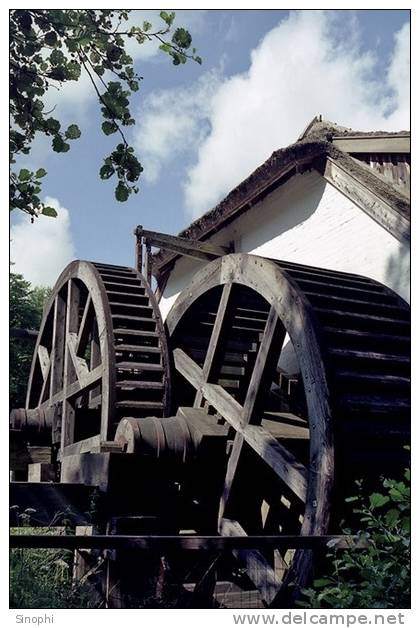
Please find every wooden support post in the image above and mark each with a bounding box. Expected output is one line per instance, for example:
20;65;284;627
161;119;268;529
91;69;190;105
134;225;144;274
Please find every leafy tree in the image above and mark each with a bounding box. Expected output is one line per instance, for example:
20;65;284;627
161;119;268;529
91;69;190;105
10;9;201;217
10;273;50;408
298;465;410;609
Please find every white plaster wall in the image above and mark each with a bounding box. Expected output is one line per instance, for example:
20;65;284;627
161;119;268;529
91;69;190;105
159;170;409;320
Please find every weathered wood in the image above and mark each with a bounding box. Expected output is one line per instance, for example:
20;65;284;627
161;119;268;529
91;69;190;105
332;134;410;154
49;294;66;400
28;462;56;482
76;293;93;354
67;332;90;385
37;345;50;380
59;435;101;459
320;156;410;243
135;226;230;262
61;279;80;448
219;518;280;604
174;349;308;501
195;282;233;406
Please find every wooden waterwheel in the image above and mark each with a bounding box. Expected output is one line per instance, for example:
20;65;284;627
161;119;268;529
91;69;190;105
10;253;409;608
22;260;171;454
166;253;410;605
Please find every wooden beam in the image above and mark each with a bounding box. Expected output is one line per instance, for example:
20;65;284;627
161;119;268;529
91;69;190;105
135;227;230;262
332;135;410;154
219;517;280;604
76;294;92;354
320;156;410;243
37;345;50;380
173;348;308;501
67;332;90;385
10;533;369;551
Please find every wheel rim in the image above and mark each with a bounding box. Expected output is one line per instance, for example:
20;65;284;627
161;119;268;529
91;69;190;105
166;253;410;604
26;260;171;452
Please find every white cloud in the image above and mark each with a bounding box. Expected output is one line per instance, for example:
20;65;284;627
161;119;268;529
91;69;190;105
135;11;409;220
133;70;221;182
11;197;76;287
183;11;410;217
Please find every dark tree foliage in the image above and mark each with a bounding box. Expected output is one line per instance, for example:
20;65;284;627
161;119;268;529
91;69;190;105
10;9;201;217
10;273;50;408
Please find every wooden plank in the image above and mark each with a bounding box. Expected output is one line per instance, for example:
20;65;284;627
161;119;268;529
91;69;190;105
28;463;56;482
58;435;101;459
332;135;410;154
195;282;233;406
67;332;90;384
219;517;280;604
135;226;230;262
174;349;308;501
37;345;50;380
321;156;410;243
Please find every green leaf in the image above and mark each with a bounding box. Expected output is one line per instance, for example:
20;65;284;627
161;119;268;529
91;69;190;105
50;49;65;66
44;31;58;47
52;136;70;153
102;121;117;136
18;169;31;182
369;493;390;509
99;164;115;180
172;27;192;50
41;206;57;217
160;11;175;26
45;118;61;133
384;509;400;527
65;124;81;140
35;168;47;178
313;578;332;588
115;181;129;202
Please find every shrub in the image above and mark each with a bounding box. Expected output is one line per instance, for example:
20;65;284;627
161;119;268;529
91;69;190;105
298;467;410;609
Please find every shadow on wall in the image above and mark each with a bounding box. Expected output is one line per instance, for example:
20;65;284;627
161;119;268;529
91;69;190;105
385;245;410;304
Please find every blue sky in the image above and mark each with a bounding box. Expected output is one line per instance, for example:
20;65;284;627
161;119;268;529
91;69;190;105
10;9;410;287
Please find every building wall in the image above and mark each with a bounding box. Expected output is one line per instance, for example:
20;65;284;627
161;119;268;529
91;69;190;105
159;169;410;320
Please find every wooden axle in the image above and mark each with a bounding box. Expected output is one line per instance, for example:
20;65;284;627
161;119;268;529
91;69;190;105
10;407;55;436
114;409;227;463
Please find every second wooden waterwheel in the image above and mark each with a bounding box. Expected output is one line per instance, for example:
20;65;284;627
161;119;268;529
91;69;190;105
23;260;171;454
166;253;410;606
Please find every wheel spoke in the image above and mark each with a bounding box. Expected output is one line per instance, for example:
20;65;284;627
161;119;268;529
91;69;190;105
219;517;280;604
174;348;308;501
195;282;233;406
76;293;93;356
